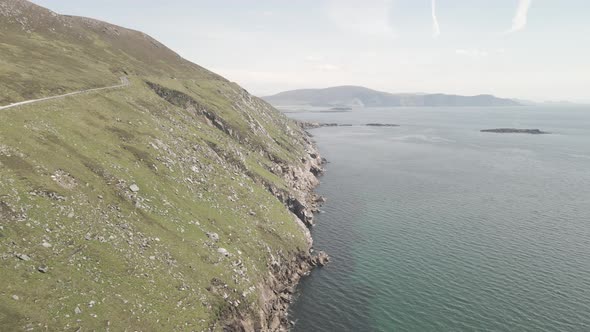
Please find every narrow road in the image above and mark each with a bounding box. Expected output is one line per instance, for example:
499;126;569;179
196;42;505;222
0;77;130;111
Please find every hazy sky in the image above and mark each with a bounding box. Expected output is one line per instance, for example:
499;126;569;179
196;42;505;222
32;0;590;102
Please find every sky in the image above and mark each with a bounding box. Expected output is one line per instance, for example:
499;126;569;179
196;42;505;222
31;0;590;102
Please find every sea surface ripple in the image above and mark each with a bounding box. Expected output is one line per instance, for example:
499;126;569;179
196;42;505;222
287;106;590;331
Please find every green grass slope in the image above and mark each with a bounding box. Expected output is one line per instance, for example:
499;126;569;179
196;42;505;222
0;1;318;330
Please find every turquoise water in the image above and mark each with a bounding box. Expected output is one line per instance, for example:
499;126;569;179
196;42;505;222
286;107;590;331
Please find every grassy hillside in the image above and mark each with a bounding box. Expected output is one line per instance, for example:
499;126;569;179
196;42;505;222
0;1;319;330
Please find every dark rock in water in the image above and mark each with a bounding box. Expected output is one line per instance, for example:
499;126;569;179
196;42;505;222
329;107;352;111
311;251;330;267
481;128;549;134
315;196;327;204
365;123;399;127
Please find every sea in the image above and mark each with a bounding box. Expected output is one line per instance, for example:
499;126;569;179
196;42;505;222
284;106;590;331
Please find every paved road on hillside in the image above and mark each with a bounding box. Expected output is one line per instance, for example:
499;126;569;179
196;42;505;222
0;77;129;111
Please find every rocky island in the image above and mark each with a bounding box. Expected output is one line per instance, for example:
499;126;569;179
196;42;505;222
481;128;549;134
366;123;400;127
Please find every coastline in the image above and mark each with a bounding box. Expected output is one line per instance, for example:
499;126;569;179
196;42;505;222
224;121;328;331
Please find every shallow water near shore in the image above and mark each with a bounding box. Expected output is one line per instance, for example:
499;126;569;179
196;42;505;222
286;106;590;331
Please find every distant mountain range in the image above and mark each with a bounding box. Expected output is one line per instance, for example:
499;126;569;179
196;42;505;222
263;86;521;107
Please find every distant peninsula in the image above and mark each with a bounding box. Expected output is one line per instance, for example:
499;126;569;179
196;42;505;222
263;86;521;108
481;128;549;134
300;122;399;129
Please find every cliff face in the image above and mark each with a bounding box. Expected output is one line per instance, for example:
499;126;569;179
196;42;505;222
0;1;323;330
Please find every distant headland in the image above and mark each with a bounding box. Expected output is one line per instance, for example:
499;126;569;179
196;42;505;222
263;86;521;108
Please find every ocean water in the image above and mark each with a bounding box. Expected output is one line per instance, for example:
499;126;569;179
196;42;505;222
285;106;590;332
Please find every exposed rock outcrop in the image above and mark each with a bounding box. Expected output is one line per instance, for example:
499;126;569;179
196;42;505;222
311;251;330;267
223;131;328;331
261;134;326;228
225;238;331;331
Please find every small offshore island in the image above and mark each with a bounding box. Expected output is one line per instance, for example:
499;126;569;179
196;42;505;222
481;128;550;134
366;123;400;127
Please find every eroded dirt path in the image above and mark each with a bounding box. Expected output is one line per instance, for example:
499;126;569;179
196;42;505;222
0;77;130;110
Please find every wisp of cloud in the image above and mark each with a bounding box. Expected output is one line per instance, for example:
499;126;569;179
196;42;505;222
508;0;533;33
431;0;440;38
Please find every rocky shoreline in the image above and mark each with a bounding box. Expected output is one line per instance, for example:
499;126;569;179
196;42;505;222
301;122;399;129
225;123;330;331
